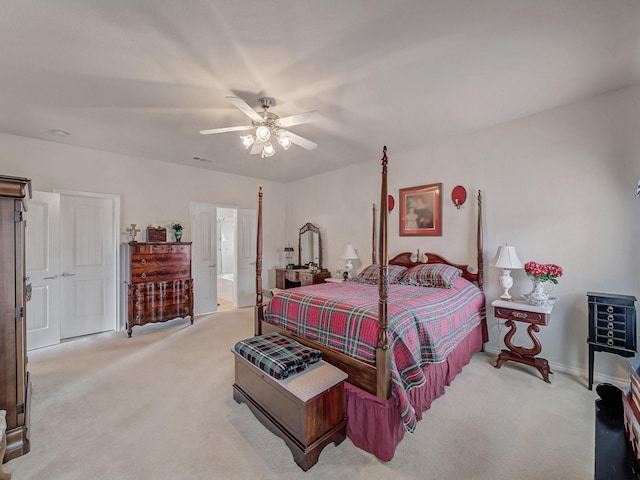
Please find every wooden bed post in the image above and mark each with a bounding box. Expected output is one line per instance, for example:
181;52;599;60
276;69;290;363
376;146;392;399
477;190;484;291
372;203;377;265
255;185;264;336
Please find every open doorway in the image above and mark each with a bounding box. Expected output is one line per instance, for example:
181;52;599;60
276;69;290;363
216;208;235;311
191;203;256;315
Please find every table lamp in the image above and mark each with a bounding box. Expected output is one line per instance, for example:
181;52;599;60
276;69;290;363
341;244;359;280
284;244;295;269
491;244;523;300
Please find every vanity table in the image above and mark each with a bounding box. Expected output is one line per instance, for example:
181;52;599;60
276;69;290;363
275;268;330;289
275;222;330;289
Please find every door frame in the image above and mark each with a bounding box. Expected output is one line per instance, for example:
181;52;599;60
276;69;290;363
53;189;121;332
191;202;242;311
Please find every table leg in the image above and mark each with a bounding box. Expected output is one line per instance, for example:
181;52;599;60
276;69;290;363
588;344;595;391
494;320;553;383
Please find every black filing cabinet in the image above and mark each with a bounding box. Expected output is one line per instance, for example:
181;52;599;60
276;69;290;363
588;292;637;390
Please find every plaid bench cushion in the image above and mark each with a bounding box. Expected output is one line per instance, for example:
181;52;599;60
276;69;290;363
234;333;322;380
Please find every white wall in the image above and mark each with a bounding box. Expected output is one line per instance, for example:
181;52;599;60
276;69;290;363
0;132;286;291
286;83;640;384
2;81;638;384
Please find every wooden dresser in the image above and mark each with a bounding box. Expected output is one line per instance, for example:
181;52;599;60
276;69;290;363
125;242;193;337
0;175;31;462
275;268;330;289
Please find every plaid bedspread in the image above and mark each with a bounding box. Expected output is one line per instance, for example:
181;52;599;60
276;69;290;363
234;333;322;380
264;277;485;432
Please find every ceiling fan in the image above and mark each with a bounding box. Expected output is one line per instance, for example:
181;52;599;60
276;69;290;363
199;96;319;158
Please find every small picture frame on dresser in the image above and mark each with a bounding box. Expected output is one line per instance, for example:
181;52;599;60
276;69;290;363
146;227;166;242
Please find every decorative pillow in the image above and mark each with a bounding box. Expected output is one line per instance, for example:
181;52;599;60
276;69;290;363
355;264;408;285
400;263;462;288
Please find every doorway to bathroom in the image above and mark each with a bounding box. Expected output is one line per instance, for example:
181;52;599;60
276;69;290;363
216;208;235;311
190;203;257;315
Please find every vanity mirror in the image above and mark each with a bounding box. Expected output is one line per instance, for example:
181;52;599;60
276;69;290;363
299;222;323;269
274;223;329;289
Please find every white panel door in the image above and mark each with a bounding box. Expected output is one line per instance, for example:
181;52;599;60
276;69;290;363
191;203;218;315
60;194;116;338
235;208;256;308
26;191;61;350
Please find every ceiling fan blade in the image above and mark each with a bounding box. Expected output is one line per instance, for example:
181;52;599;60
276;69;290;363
199;125;253;135
250;140;264;155
226;96;264;122
285;131;317;150
276;110;320;128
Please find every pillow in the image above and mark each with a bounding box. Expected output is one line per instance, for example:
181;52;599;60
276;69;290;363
355;264;408;285
400;263;462;289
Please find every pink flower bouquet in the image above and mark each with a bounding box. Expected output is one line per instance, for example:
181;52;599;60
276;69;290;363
524;261;563;284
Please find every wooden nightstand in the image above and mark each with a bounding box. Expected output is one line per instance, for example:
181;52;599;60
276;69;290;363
492;299;554;383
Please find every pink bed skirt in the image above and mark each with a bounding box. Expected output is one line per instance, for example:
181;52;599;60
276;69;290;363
344;322;485;461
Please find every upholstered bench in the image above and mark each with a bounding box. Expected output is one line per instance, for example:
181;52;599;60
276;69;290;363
232;334;347;471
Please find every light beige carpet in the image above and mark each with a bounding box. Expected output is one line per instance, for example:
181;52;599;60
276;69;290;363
6;308;595;480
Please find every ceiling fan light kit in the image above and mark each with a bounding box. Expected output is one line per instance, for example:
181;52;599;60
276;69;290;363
278;134;292;150
261;142;275;158
255;125;271;142
199;96;319;158
240;135;255;149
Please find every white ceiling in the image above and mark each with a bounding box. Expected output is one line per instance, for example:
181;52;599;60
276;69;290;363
1;0;639;183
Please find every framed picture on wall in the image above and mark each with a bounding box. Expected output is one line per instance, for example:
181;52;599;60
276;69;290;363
399;183;442;236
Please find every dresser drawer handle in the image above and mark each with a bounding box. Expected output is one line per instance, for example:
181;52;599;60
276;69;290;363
607;338;614;346
607;306;614;314
607;330;614;338
512;311;528;319
607;314;614;321
141;273;146;278
607;322;614;329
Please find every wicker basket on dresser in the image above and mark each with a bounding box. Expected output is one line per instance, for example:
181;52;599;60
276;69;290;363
125;242;193;337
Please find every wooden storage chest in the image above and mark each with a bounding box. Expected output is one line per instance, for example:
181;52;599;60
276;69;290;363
146;227;166;242
233;353;347;471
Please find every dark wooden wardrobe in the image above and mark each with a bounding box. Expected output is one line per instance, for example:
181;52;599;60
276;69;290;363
0;175;31;462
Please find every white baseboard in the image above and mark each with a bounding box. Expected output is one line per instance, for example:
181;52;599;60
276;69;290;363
483;345;628;388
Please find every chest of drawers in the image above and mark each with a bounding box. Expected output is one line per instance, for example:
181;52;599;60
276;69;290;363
587;291;637;390
125;242;193;337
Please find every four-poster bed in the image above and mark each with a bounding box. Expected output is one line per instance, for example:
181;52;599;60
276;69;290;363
253;146;487;460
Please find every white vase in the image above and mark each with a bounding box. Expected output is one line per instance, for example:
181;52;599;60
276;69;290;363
526;279;554;306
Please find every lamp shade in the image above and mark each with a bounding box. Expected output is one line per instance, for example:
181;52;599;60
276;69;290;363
340;244;359;260
491;245;523;269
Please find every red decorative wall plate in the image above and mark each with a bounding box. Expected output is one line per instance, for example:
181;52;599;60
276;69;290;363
451;185;467;209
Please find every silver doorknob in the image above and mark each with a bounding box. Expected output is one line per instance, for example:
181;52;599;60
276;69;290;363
209;264;216;268
62;272;76;277
44;274;59;280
